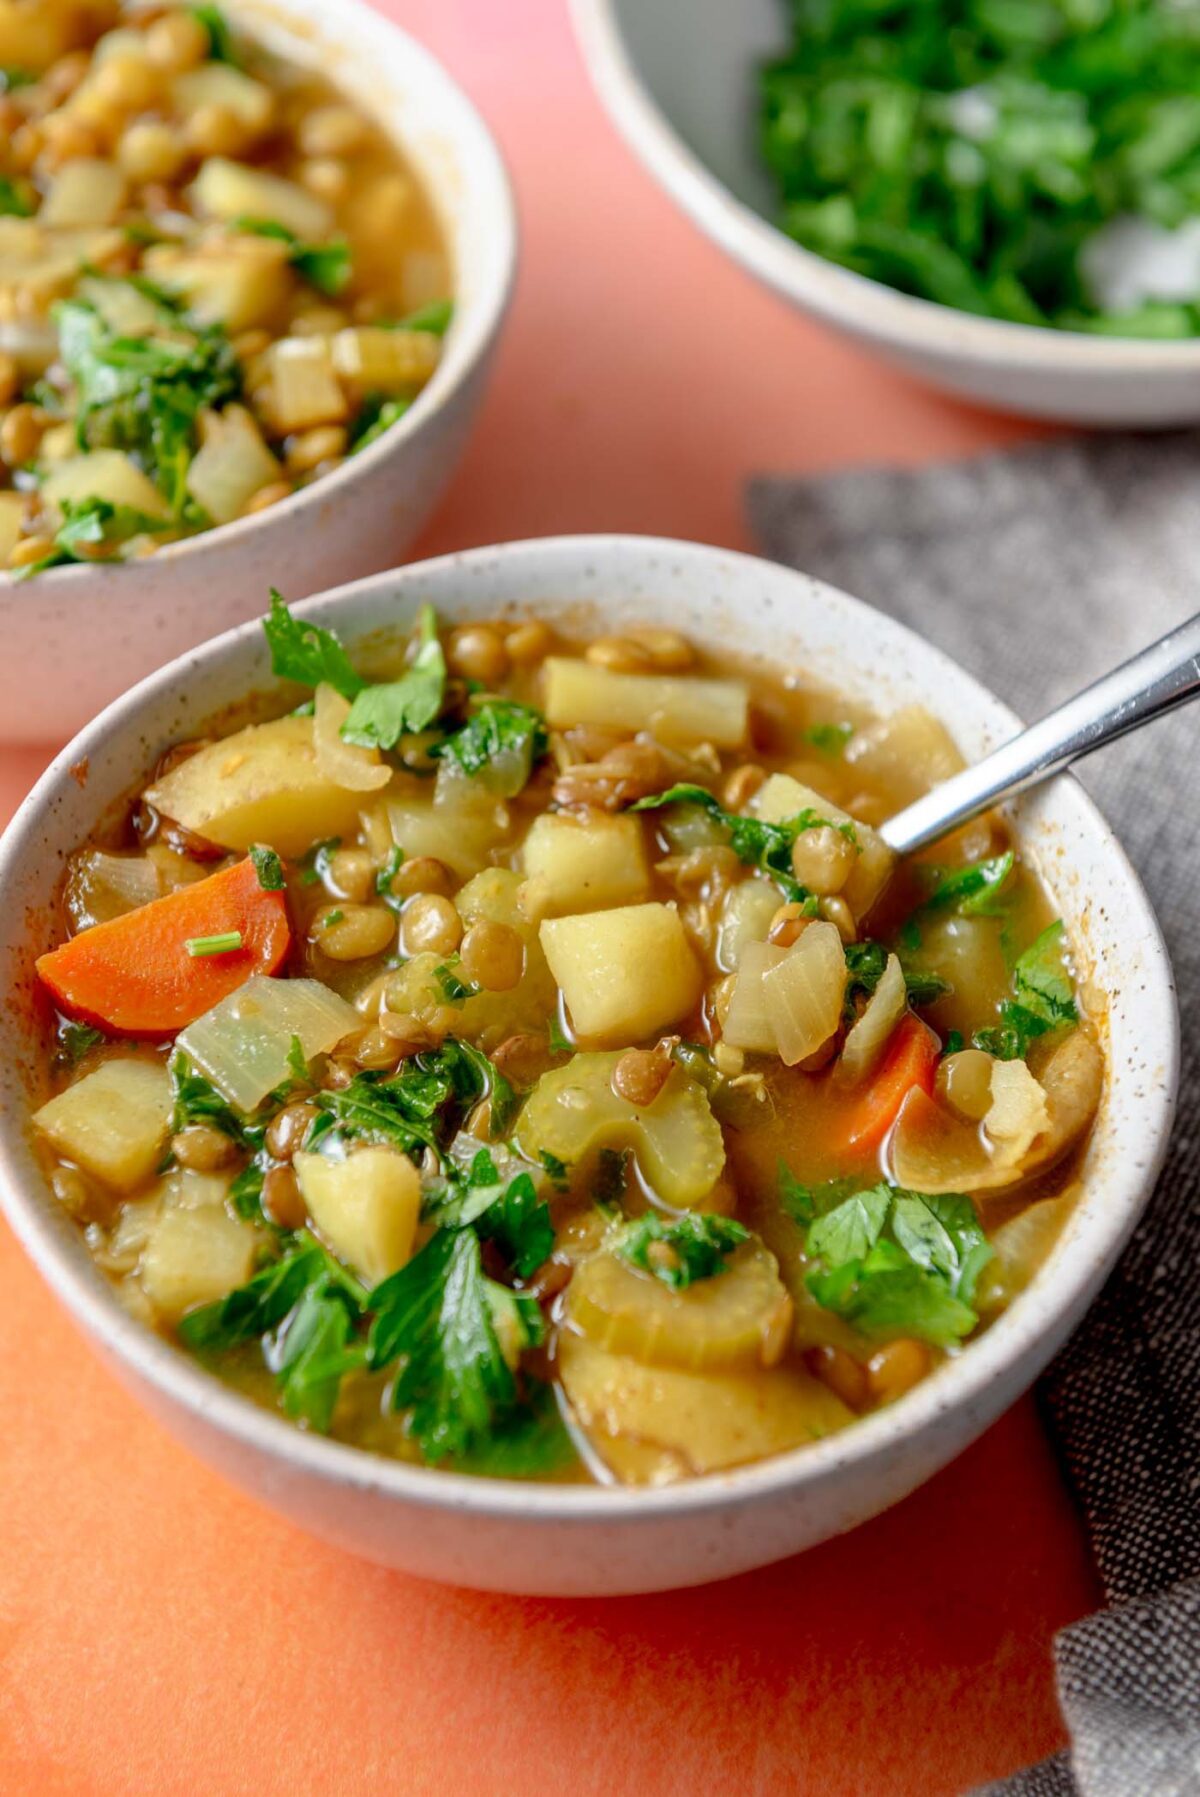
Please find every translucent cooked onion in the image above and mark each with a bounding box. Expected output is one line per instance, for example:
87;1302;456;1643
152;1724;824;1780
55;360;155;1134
974;1188;1078;1314
65;849;160;932
839;952;906;1084
762;921;847;1066
313;682;392;793
722;940;787;1054
176;974;359;1114
716;878;780;973
983;1059;1050;1166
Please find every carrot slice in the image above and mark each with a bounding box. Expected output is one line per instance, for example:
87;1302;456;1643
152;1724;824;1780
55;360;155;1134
37;857;290;1037
837;1013;939;1155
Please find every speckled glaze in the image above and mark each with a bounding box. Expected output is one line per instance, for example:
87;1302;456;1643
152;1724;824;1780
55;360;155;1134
0;0;516;745
572;0;1200;426
0;537;1179;1596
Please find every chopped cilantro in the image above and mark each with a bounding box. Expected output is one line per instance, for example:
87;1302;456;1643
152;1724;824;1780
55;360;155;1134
921;851;1015;917
17;497;171;578
57;1021;104;1065
349;395;412;455
234;219;352;295
450;1381;576;1478
190;3;239;63
340;605;446;749
263;589;364;699
433;958;480;1004
306;1038;515;1164
617;1212;749;1290
374;846;406;912
802;721;854;756
426;1148;552;1278
228;1155;267;1221
299;837;341;887
547;1015;573;1056
432;698;549;796
286;1035;311;1085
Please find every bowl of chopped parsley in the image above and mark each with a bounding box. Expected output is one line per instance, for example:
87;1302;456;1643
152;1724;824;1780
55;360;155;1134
0;0;515;741
572;0;1200;423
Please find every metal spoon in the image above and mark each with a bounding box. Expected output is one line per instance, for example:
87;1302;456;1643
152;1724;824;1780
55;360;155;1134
880;611;1200;857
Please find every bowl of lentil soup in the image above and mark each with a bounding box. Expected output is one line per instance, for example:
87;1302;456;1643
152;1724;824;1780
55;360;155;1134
0;0;515;740
0;536;1176;1594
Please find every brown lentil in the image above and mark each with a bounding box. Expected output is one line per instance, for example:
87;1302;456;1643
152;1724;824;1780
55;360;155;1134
172;1125;239;1172
806;1344;869;1411
316;903;396;961
584;635;653;675
145;10;212;71
0;355;19;409
241;480;293;516
628;627;694;672
447;624;509;687
768;902;812;949
264;1101;320;1162
286;425;348;475
722;763;766;810
611;1046;673;1109
262;1164;308;1231
385;855;454;901
378;1011;436;1056
867;1338;931;1405
458;921;524;993
0;404;46;469
8;535;56;570
324;846;376;904
400;893;462;958
490;1031;553;1087
937;1048;995;1122
504;620;554;665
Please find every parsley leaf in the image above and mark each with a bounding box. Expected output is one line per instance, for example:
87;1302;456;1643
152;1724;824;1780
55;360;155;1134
190;3;239;63
922;851;1015;917
802;721;853;756
450;1381;576;1478
249;843;285;890
433;958;480;1004
56;1020;104;1065
802;1180;992;1348
396;299;454;335
228;1155;267;1220
340;604;446;749
0;174;34;216
169;1051;265;1149
367;1229;539;1462
17;496;170;578
427;1149;553;1278
632;783;855;906
974;920;1078;1060
432;698;549;796
235;218;352;295
306;1038;516;1164
617;1212;749;1289
349;395;412;454
262;588;364;698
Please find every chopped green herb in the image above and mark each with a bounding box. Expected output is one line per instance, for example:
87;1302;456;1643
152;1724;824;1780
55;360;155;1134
374;846;406;911
263;590;364;700
433;958;480;1004
234;219;352;295
16;496;172;578
299;837;341;887
426;1149;553;1278
0;174;34;217
318;909;345;930
185;930;244;957
802;721;854;756
249;843;285;890
228;1156;267;1221
942;1030;965;1058
617;1212;750;1290
432;698;549;796
349;395;412;455
803;1181;991;1347
778;1169;862;1227
57;1021;104;1065
0;68;33;92
169;1052;265;1149
305;1038;514;1165
190;2;239;64
396;299;454;335
450;1381;576;1479
633;783;855;906
921;851;1015;917
367;1228;541;1462
974;919;1078;1060
539;1150;570;1190
286;1035;311;1085
340;604;446;749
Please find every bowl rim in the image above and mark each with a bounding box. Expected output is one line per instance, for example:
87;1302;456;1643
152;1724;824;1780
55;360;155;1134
0;0;518;595
0;533;1180;1523
570;0;1200;371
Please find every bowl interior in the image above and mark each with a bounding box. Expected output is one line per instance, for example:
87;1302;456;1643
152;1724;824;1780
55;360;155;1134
0;537;1178;1521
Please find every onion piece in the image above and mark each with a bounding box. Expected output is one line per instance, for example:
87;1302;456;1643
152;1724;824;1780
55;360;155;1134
65;849;160;932
0;318;57;373
762;920;847;1066
722;940;787;1054
983;1059;1049;1167
843;705;966;809
839;952;907;1084
313;682;391;793
974;1188;1078;1314
176;974;359;1114
716;878;780;973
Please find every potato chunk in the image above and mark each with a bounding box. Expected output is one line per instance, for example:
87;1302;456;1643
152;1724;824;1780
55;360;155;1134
40;159;127;230
751;772;894;920
143;715;374;857
295;1147;420;1286
541;658;748;747
189;159;331;240
41;450;170;525
34;1059;171;1193
141;1201;258;1320
521;812;650;920
539;903;701;1044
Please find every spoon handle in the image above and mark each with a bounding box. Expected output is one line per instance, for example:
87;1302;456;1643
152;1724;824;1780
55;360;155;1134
880;611;1200;858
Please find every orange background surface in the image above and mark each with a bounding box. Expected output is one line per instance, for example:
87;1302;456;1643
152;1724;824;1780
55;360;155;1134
0;3;1101;1792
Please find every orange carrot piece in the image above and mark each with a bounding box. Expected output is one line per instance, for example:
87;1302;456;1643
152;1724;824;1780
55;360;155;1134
838;1014;939;1154
37;857;290;1037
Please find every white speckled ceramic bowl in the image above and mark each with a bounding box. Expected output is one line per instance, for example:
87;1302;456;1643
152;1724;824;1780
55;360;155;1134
571;0;1200;426
0;0;516;745
0;536;1178;1596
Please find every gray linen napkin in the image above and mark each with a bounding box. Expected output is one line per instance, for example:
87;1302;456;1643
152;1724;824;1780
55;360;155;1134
749;436;1200;1797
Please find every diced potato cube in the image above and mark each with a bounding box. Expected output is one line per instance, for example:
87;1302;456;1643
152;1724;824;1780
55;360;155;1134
259;336;348;434
750;772;894;920
295;1147;420;1287
540;903;702;1044
34;1059;171;1194
173;66;275;137
186;405;281;524
331;327;441;393
521;813;650;920
143;239;292;333
0;0;115;72
78;274;164;337
189;158;333;241
141;1203;258;1320
0;492;23;565
40;159;127;230
143;714;375;858
541;658;748;748
40;451;170;525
